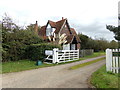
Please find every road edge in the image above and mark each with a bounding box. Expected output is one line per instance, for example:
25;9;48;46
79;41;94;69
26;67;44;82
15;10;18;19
87;63;106;88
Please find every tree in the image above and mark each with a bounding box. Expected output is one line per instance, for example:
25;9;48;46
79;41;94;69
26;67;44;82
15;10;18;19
78;33;111;51
106;25;120;41
26;23;41;32
109;40;118;49
2;13;20;33
78;33;89;49
1;13;44;62
26;24;35;31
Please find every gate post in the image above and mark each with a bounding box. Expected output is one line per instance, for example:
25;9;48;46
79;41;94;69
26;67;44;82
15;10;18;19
53;48;58;63
106;49;112;72
77;49;79;59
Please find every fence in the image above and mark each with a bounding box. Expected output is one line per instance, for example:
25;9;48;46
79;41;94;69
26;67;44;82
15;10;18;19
45;48;79;63
80;49;94;57
106;48;120;73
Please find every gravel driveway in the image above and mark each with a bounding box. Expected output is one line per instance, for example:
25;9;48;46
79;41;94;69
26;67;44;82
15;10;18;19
2;56;105;88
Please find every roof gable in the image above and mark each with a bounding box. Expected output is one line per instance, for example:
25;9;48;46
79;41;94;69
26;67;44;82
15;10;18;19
38;18;81;43
47;20;56;28
54;19;66;34
38;25;46;36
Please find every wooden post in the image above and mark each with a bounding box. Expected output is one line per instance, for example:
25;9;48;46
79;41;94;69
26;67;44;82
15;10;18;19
106;49;112;72
116;49;119;73
77;49;79;59
53;48;58;63
56;48;59;63
112;49;115;73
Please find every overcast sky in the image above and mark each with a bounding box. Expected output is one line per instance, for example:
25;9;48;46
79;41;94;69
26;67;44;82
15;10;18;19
0;0;119;41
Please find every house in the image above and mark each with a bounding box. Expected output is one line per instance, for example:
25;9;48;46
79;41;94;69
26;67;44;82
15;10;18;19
34;17;81;50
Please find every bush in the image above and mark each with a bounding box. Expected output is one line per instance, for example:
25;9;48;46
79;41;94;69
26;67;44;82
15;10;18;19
25;43;61;61
2;41;26;62
2;30;44;62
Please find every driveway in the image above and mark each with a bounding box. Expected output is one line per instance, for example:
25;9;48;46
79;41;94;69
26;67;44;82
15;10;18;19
2;56;105;88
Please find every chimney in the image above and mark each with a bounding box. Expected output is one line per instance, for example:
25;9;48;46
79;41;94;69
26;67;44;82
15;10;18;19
62;17;64;20
34;21;38;34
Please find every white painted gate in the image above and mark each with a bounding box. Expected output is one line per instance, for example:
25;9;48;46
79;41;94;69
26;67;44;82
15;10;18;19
106;48;120;73
45;48;79;63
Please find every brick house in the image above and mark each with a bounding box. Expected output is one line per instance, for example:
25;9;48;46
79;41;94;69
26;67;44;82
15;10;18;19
34;17;81;50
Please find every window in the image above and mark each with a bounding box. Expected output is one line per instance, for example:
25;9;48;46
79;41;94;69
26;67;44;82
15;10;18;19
71;44;76;50
46;24;52;36
46;28;52;36
63;44;70;50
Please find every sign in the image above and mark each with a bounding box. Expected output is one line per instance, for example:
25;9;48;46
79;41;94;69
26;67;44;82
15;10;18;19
112;52;120;57
45;50;53;55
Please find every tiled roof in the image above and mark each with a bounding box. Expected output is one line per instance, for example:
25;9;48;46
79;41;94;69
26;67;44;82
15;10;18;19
48;20;56;28
70;28;77;35
38;18;81;43
54;19;66;34
38;25;46;36
39;19;66;36
66;35;74;44
70;28;81;43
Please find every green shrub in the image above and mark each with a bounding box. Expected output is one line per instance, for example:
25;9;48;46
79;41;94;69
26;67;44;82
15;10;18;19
2;30;44;62
2;41;26;62
26;43;61;61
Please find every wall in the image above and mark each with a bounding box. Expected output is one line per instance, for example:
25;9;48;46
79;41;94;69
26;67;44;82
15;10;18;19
63;44;70;50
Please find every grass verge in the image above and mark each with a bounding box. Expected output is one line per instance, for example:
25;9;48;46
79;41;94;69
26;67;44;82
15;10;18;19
90;65;119;88
2;51;105;74
2;60;57;74
70;57;105;70
59;51;105;64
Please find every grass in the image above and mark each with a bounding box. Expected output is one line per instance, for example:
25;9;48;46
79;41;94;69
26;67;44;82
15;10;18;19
79;51;105;60
2;60;56;74
59;51;105;64
2;51;105;74
70;57;105;70
90;65;119;88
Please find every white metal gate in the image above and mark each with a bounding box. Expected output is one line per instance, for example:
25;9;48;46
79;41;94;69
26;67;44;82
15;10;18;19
45;48;79;63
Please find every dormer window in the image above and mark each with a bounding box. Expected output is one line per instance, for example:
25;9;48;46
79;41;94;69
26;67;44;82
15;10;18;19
46;24;52;36
46;24;56;36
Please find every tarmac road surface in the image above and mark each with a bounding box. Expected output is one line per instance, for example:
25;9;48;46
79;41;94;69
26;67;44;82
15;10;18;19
2;56;105;88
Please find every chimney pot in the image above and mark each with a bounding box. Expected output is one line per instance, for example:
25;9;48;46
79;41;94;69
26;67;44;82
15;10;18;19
34;21;38;33
36;21;38;24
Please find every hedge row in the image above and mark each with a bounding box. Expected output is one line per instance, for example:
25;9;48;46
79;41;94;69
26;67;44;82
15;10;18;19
25;43;61;61
2;42;61;62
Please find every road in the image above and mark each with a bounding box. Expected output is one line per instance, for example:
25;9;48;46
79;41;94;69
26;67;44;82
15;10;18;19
2;56;105;88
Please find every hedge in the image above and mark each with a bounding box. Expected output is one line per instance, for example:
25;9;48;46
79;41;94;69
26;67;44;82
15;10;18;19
25;43;61;61
2;30;44;62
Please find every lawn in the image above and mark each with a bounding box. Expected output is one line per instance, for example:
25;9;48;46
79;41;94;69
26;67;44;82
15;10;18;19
90;65;119;88
2;60;56;74
79;51;105;60
2;51;105;74
70;57;105;70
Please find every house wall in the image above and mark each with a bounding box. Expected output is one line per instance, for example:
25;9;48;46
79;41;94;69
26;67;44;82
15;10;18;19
63;44;70;50
77;43;80;49
63;44;79;50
